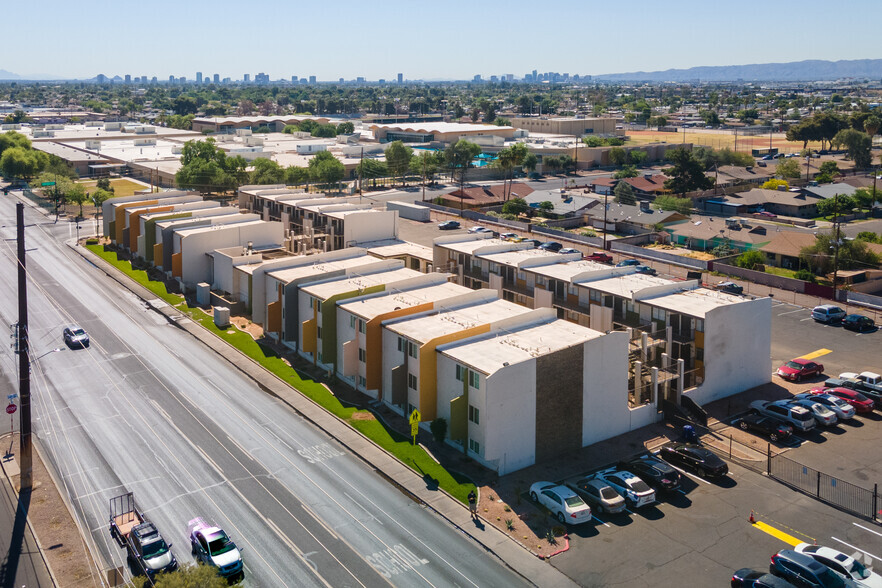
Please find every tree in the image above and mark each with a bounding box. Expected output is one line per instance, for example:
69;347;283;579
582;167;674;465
543;156;561;175
628;149;648;166
297;119;319;134
818;160;839;176
283;124;301;134
833;129;872;169
613;165;639;179
67;183;88;219
172;96;198;116
734;249;765;270
494;147;515;198
614;180;636;205
359;158;388;186
384;141;413;184
285;165;311;186
775;158;801;179
605;137;625;146
700;110;721;126
856;231;881;243
816;194;856;218
800;234;880;274
0;146;47;179
237;99;255;116
762;178;789;190
132;562;228;588
852;187;879;211
0;130;31;158
558;154;575;175
863;115;881;139
90;188;111;235
249;158;286;185
522;153;538;173
501;198;529;216
311;123;338;138
308;150;345;188
536;201;555;217
663;148;714;196
336;121;355;135
608;147;627;166
175;138;242;195
583;136;603;148
652;195;693;215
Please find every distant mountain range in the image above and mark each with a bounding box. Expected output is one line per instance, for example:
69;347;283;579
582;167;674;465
0;69;20;80
594;59;882;82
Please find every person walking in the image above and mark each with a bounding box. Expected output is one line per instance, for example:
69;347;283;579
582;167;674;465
468;489;478;520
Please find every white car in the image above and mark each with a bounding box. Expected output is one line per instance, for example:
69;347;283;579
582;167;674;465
749;400;816;432
794;392;855;420
594;470;656;509
786;398;838;426
795;542;882;587
468;226;492;234
188;517;243;578
529;482;592;525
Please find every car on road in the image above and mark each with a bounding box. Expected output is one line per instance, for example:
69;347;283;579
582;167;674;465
538;241;563;252
438;220;461;230
617;455;681;493
811;304;846;324
769;549;857;587
794;543;882;587
793;392;855;420
616;259;641;267
528;482;592;525
714;281;744;295
731;568;798;587
468;226;492;234
732;413;793;441
584;251;613;264
811;387;875;414
558;248;580;255
776;358;824;382
634;265;658;276
659;444;729;478
749;400;817;432
842;314;875;332
593;470;656;508
188;517;243;579
63;325;90;348
785;399;838;427
567;478;626;514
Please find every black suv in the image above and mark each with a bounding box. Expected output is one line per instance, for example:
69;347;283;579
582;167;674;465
659;444;729;479
617;455;681;492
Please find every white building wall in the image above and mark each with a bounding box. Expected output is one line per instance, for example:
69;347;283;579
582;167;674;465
581;331;633;446
344;210;399;245
336;309;359;388
180;222;284;289
686;297;772;405
381;327;406;412
483;361;537;475
297;289;318;362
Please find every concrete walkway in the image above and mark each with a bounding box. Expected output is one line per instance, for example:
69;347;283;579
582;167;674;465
77;245;578;588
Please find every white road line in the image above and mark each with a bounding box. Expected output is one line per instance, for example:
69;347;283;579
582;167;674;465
778;309;806;316
800;317;814;321
660;461;712;485
592;514;610;527
853;523;882;538
832;537;882;562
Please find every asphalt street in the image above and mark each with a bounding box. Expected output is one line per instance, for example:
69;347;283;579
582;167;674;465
0;198;527;587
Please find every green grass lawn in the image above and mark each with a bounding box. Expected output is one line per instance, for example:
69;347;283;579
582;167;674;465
85;244;475;503
763;266;799;279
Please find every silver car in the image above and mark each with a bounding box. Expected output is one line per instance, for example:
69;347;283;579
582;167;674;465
794;392;855;420
568;478;626;514
594;470;656;509
62;325;90;348
786;399;837;426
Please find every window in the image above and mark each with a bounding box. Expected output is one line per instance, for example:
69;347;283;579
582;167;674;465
568;284;578;296
652;307;666;321
589;289;601;302
517;271;526;281
407;373;418;390
455;364;465;382
536;276;547;286
695;318;704;333
358;319;366;334
469;371;480;389
407;403;416;415
357;375;366;387
317;326;322;339
408;341;418;359
317;352;323;363
469;439;480;455
398;337;406;352
350;315;356;329
314;299;322;312
696;348;704;362
358;348;366;362
468;405;480;425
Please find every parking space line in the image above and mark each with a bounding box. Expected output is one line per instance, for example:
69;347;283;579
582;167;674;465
664;462;711;485
798;348;832;360
753;521;802;547
592;514;610;528
854;523;882;538
778;309;806;316
800;317;814;321
832;537;882;562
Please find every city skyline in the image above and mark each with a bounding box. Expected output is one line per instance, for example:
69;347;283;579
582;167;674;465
2;0;880;80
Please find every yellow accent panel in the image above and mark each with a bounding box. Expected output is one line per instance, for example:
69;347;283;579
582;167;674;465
114;200;157;243
449;394;467;441
418;323;490;422
752;521;802;547
798;348;832;361
302;318;317;354
153;243;163;266
365;302;434;395
267;300;282;334
171;252;182;278
695;330;705;349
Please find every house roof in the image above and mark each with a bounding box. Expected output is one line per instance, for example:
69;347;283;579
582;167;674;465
588;177;617;187
446;182;534;205
801;183;856;200
523;189;599;216
758;230;818;258
724;188;822;208
715;165;773;183
623;174;668;193
586;201;684;225
665;216;774;245
338;281;470;321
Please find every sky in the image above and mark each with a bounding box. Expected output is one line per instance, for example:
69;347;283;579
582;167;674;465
4;0;880;80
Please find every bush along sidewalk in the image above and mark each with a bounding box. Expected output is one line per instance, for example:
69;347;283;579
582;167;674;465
85;244;476;503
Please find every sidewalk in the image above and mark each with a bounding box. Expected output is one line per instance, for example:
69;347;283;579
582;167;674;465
76;244;578;588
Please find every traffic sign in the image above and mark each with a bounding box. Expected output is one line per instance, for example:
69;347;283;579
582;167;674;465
40;181;56;187
7;394;17;401
6;403;16;415
411;422;419;438
409;409;421;425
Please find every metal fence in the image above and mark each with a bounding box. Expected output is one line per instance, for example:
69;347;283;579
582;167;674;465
768;451;878;520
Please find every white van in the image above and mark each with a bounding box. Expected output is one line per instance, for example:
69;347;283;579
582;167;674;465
811;305;845;324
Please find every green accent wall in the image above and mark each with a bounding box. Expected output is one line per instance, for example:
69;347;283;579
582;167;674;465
320;284;385;365
144;213;191;262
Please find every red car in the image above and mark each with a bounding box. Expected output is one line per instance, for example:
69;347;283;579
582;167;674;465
810;387;875;413
584;251;613;264
776;358;824;382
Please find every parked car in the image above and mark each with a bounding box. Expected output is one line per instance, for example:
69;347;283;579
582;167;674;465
811;305;846;324
749;400;816;432
468;226;492;234
824;377;882;408
528;482;592;525
593;469;656;508
584;251;613;264
793;392;855;420
616;259;640;267
794;543;882;587
658;444;729;478
776;358;824;382
842;371;882;389
188;518;243;579
521;238;543;248
715;281;744;295
811;387;875;414
538;241;563;252
756;211;778;218
63;325;90;348
617;455;681;493
558;248;580;255
499;232;518;241
732;413;793;442
770;549;857;587
567;478;626;514
438;220;461;230
842;314;875;332
785;399;838;427
634;265;658;276
756;161;768;167
732;568;798;587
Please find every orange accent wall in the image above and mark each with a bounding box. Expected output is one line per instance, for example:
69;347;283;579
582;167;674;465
364;302;434;396
302;318;317;354
267;300;282;334
418;323;491;421
171;252;182;278
153;243;163;267
129;206;172;253
114;200;158;243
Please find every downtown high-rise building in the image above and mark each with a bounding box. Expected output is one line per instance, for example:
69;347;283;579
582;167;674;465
213;73;219;84
196;72;202;84
309;75;316;84
244;73;250;83
397;73;403;84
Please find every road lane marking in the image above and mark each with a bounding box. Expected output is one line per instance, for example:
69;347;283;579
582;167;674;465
664;462;711;485
778;309;807;316
854;523;882;538
832;537;882;562
592;514;610;527
752;521;802;547
798;348;832;360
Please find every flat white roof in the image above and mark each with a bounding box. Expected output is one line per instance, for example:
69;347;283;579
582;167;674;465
477;248;566;267
526;259;614;281
439;319;604;375
386;299;530;342
339;281;469;320
365;240;433;261
175;219;266;238
640;288;747;318
300;268;422;300
575;273;674;298
266;254;379;284
435;237;512;255
323;208;387;220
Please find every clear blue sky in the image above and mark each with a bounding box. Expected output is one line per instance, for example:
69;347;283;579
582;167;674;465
5;0;880;80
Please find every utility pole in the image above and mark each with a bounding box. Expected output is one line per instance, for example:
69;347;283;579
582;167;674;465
832;193;841;296
16;202;32;491
602;190;610;251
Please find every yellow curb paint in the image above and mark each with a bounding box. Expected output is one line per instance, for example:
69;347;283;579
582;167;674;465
798;348;832;361
753;520;802;547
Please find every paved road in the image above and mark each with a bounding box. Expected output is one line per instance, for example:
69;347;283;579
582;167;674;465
0;198;527;587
